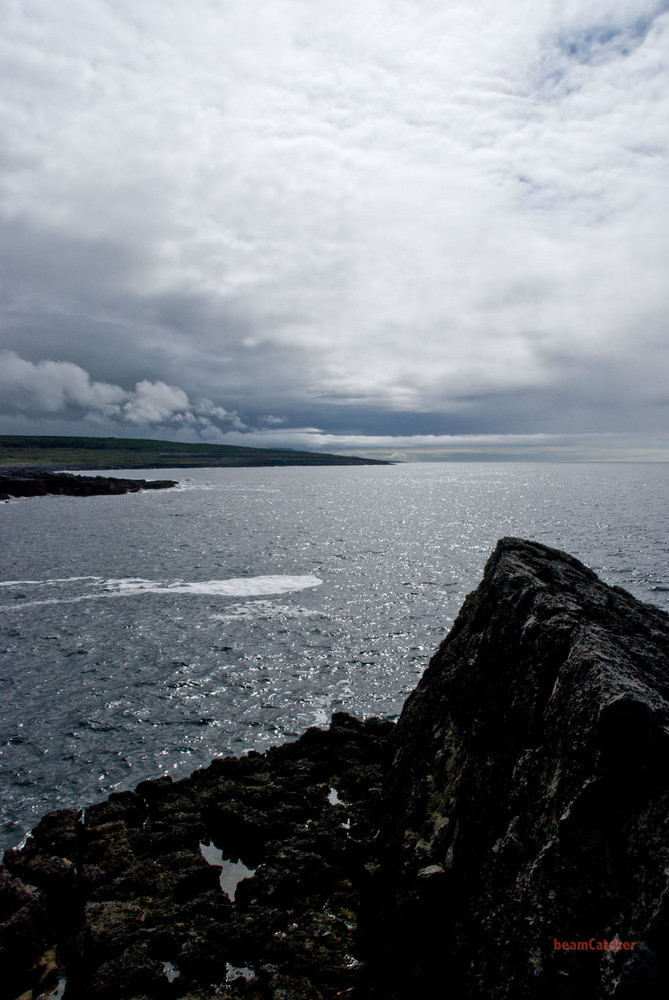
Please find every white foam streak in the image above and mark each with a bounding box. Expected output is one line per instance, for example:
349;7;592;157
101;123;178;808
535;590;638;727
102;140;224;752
0;574;323;609
0;576;102;587
105;575;323;596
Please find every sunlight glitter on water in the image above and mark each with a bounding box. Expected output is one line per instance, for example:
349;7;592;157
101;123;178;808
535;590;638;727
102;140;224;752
1;462;667;854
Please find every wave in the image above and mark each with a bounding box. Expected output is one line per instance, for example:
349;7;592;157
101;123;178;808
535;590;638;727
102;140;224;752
102;575;323;597
0;576;102;588
0;574;323;610
210;600;326;621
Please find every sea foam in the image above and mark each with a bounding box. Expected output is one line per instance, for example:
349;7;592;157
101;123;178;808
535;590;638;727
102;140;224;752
0;574;323;609
102;575;323;597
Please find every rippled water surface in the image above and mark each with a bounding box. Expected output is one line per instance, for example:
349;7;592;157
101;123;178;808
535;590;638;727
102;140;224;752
1;462;668;852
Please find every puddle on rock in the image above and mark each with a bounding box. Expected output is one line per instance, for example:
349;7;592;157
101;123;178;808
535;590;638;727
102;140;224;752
162;961;180;982
226;962;256;981
328;786;344;806
199;841;256;900
200;840;225;867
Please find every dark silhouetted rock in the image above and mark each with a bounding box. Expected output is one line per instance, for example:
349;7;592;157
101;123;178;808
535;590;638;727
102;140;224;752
0;469;177;501
362;537;669;999
0;867;52;998
0;712;393;999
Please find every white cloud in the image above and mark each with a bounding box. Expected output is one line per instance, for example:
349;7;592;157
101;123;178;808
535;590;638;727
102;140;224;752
136;425;669;461
121;380;190;425
0;351;244;432
0;0;668;437
0;351;125;415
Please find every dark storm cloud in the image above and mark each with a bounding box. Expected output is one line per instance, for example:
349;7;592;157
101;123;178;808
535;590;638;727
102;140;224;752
1;0;668;458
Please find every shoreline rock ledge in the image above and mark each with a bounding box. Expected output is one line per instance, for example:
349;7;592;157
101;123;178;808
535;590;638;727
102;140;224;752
0;469;177;501
2;539;669;1000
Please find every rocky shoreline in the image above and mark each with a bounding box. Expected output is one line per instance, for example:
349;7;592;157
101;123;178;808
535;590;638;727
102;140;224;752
0;470;178;501
1;713;393;1000
2;538;669;999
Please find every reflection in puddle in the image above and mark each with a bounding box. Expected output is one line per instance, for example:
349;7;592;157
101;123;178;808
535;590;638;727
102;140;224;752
328;786;352;830
200;840;224;867
227;962;256;981
199;841;256;899
162;961;180;982
328;786;343;806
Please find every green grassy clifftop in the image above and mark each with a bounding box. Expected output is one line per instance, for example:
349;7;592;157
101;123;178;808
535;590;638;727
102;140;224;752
0;435;390;470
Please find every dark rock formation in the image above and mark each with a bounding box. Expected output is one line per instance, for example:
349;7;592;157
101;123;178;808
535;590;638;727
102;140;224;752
0;470;177;501
2;538;669;999
1;714;393;1000
363;537;669;1000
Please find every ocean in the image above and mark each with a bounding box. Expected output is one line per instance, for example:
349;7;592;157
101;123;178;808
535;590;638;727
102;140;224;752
1;462;668;854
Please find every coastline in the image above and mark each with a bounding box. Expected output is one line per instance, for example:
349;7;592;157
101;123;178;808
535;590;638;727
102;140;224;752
0;435;392;471
0;470;178;502
2;538;669;998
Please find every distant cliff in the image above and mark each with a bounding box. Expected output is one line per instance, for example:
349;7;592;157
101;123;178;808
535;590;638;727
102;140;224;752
0;435;391;469
2;539;668;999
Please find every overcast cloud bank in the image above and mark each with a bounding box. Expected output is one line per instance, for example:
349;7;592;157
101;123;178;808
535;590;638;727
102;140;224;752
2;0;668;458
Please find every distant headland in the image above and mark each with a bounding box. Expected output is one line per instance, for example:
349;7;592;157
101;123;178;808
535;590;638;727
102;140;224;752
0;435;391;470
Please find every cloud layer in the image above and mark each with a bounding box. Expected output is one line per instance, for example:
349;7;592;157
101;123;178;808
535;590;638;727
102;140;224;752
0;351;244;436
1;0;668;455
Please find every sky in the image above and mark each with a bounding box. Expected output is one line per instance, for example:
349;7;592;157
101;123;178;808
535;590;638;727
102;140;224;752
2;0;669;461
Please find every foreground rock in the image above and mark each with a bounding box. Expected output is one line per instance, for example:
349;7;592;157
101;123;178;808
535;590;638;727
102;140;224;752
0;470;177;501
1;714;393;1000
364;538;669;999
2;538;669;999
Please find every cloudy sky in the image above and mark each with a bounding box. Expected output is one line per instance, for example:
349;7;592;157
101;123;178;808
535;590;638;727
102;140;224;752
2;0;668;460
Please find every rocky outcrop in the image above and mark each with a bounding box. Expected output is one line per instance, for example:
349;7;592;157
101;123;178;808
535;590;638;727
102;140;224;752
364;537;669;999
2;538;669;999
0;470;177;501
1;714;393;1000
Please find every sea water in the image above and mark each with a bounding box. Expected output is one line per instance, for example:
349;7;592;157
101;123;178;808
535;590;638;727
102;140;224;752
1;462;668;854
